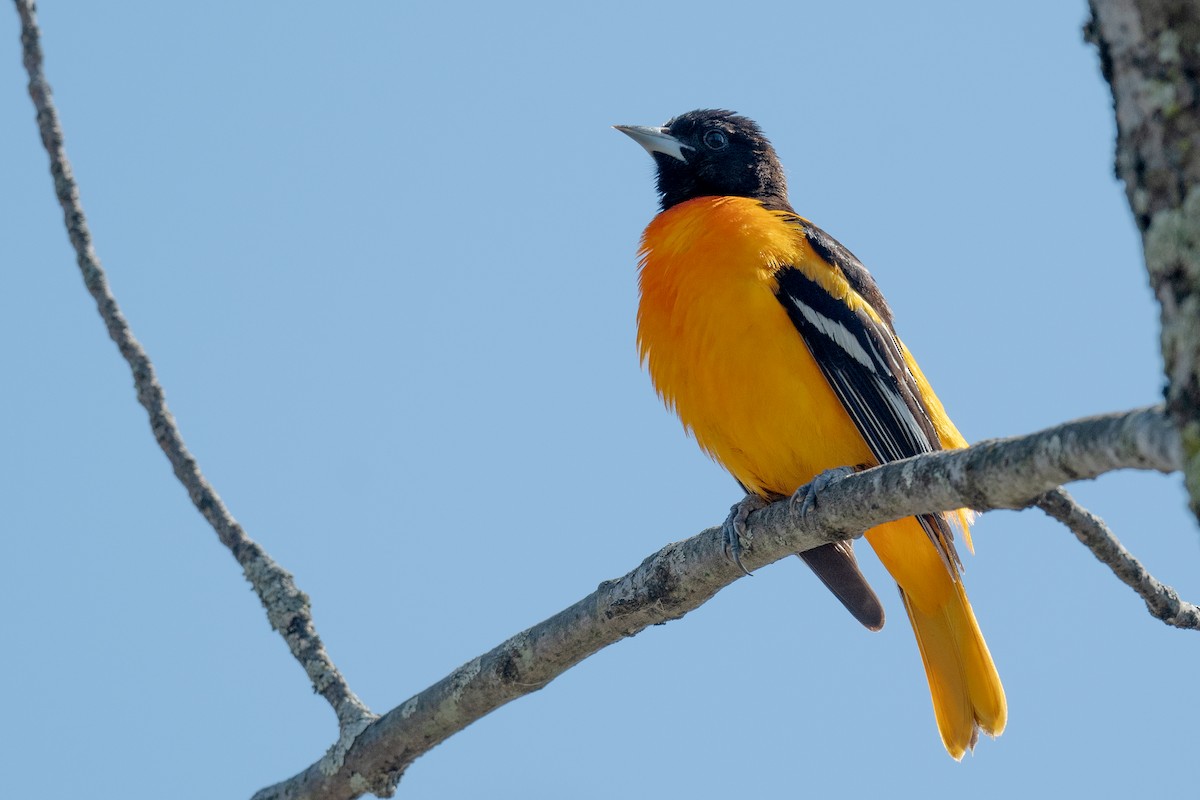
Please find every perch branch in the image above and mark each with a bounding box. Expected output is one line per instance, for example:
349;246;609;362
252;406;1187;800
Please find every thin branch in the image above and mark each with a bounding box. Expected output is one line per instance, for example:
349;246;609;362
1037;488;1200;629
14;0;375;748
252;406;1187;800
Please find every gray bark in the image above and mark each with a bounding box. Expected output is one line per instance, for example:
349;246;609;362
1087;0;1200;519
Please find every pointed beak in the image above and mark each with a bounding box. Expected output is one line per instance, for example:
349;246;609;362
613;124;691;163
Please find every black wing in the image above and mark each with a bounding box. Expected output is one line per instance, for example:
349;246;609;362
774;222;961;571
800;221;896;330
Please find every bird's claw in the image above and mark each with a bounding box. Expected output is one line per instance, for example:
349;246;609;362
788;465;856;520
722;494;768;576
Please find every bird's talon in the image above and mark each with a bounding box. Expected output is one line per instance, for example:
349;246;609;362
722;495;767;576
789;465;856;520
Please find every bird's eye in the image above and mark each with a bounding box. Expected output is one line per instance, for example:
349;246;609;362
702;130;728;150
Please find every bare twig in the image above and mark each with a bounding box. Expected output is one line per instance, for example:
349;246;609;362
252;406;1188;800
1037;488;1200;629
14;0;375;748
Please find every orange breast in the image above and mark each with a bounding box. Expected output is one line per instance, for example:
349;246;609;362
637;196;875;497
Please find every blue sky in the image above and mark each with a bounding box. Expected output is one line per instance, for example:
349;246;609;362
3;2;1197;798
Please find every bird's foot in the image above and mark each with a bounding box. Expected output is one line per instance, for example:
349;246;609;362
788;466;856;521
722;494;768;576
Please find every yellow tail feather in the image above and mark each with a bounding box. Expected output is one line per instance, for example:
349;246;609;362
900;579;1007;759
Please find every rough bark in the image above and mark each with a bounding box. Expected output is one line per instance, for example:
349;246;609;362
1087;0;1200;518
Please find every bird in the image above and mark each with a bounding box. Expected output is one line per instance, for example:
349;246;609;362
615;109;1006;759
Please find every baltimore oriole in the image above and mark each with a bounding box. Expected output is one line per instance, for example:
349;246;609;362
616;109;1005;759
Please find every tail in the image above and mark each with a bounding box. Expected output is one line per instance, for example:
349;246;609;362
866;516;1006;759
900;578;1006;759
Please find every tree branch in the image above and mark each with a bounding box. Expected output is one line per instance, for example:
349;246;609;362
1087;0;1200;520
251;405;1188;800
14;0;376;750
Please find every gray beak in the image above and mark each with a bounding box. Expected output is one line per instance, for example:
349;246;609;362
613;124;691;163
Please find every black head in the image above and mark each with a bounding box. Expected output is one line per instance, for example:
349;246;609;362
615;109;791;212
